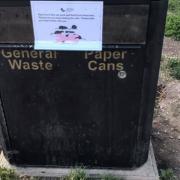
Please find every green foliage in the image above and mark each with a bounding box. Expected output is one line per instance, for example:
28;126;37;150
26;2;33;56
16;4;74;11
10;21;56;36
167;58;180;79
64;169;88;180
160;169;176;180
0;168;19;180
168;0;180;14
165;13;180;40
165;0;180;40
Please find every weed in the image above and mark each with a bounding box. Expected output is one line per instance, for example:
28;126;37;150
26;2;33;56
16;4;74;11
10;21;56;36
0;168;19;180
165;13;180;40
159;56;173;82
167;58;180;79
160;169;176;180
64;168;88;180
168;0;180;14
165;0;180;40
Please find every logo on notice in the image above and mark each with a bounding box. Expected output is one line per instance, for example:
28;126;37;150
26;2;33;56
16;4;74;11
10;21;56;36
60;8;74;13
52;25;84;44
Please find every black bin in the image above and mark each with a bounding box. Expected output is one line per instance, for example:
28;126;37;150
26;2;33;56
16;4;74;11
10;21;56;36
0;0;168;168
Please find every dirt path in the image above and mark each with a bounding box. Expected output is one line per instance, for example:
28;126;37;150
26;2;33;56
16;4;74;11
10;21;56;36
152;81;180;179
162;37;180;58
152;37;180;179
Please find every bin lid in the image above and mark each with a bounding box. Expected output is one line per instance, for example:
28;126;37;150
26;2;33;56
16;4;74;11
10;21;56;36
0;0;151;6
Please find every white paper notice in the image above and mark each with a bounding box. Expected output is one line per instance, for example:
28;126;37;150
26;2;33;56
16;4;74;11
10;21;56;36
30;1;103;51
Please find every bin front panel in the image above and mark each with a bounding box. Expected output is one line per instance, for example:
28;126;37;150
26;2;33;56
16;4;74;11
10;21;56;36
0;47;145;167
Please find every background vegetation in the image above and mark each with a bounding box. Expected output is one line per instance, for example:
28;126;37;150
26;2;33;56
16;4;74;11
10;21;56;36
165;0;180;40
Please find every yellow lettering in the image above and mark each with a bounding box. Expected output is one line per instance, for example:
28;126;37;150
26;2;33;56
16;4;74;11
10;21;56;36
2;50;12;58
94;52;102;60
103;51;112;61
85;52;93;59
8;59;21;70
107;63;115;71
45;62;53;70
30;51;38;58
88;60;97;71
122;51;127;59
21;50;30;58
116;63;124;71
31;62;39;70
23;62;31;70
99;63;106;71
113;51;121;59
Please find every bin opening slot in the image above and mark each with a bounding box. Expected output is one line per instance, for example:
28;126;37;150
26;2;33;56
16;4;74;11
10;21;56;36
104;5;149;44
0;5;149;45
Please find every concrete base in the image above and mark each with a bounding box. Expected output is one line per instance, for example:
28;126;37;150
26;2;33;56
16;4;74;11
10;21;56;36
0;143;159;180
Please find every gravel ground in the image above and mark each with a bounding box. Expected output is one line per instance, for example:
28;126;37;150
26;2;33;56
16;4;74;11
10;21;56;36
152;37;180;179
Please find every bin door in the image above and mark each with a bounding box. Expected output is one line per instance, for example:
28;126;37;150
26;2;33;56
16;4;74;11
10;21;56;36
0;47;145;167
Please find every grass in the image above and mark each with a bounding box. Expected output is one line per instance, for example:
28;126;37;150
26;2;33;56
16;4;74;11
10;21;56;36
4;167;177;180
159;56;173;82
168;0;180;15
0;167;126;180
0;168;19;180
167;58;180;80
64;168;88;180
160;169;176;180
63;169;125;180
63;169;124;180
160;56;180;81
0;168;45;180
165;13;180;40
